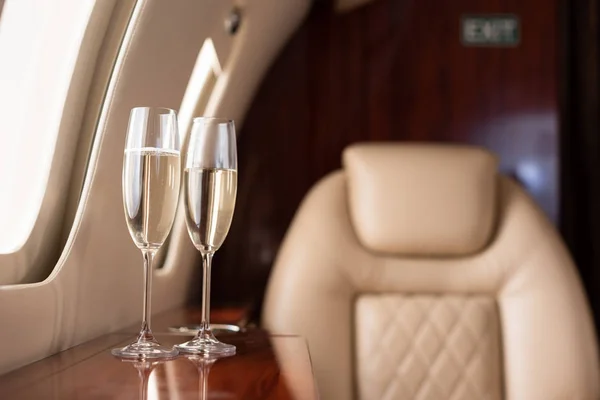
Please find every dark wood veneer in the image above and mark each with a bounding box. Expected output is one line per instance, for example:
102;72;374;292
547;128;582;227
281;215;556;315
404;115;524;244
214;0;559;314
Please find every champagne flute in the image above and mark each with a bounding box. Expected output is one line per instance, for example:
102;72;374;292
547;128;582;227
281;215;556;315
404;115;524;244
112;107;181;359
176;117;237;355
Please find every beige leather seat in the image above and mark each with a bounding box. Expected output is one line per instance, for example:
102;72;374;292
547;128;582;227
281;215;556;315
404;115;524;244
262;143;600;400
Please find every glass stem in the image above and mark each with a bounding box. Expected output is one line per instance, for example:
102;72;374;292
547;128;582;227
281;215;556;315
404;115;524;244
138;367;149;400
199;362;211;399
140;249;156;340
200;252;214;331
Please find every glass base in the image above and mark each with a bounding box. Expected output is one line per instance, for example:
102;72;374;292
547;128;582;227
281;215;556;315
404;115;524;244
169;324;241;335
112;340;178;360
176;328;236;356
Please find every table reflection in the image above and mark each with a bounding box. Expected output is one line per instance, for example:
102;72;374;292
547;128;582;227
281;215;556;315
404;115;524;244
185;354;235;400
121;360;163;400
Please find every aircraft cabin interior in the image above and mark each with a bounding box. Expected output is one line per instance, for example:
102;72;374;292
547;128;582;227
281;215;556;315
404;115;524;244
0;0;599;399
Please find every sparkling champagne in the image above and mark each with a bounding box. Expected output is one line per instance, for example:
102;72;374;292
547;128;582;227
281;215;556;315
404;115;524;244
123;148;181;250
184;168;237;253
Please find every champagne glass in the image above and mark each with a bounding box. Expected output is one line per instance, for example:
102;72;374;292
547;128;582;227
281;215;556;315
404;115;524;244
176;117;237;355
112;107;181;359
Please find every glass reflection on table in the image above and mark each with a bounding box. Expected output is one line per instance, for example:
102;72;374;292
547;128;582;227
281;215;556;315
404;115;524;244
184;354;235;400
121;359;163;400
0;330;315;399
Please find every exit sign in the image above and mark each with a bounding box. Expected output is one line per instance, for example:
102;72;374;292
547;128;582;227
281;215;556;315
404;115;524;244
461;15;520;47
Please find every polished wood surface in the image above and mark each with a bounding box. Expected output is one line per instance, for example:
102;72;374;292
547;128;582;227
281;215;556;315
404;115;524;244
121;306;252;334
214;0;559;310
0;331;317;399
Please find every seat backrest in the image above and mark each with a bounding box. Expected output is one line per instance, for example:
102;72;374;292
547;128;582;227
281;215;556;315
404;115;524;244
262;143;599;400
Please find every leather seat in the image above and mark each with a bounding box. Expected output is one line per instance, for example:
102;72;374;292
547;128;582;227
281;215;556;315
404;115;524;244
262;143;600;400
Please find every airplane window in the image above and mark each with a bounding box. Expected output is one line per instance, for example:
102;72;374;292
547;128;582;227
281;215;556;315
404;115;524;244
157;37;221;269
0;0;99;283
178;38;222;144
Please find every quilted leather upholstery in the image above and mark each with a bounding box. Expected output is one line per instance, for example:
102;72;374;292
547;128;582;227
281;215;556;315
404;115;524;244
356;295;502;400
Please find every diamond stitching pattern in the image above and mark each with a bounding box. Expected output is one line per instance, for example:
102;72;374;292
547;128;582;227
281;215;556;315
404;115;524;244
356;295;501;400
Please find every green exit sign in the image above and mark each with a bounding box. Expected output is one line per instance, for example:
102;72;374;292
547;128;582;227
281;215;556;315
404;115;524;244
461;15;520;47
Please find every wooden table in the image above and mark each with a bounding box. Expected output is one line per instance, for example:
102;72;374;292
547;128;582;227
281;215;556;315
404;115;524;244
0;310;319;399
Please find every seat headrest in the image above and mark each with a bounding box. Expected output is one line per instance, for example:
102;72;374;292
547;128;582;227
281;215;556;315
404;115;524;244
343;143;498;256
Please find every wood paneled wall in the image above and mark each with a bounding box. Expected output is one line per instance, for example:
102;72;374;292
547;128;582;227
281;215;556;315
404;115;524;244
561;0;600;333
211;0;559;311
